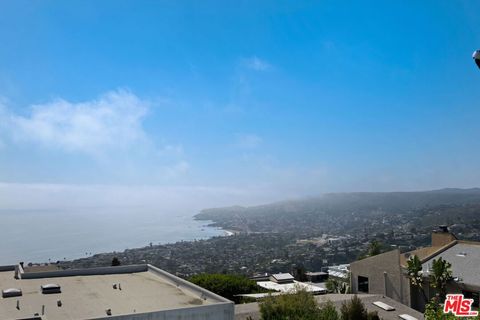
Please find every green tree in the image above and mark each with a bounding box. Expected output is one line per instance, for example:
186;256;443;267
406;255;428;303
340;295;368;320
429;257;453;302
189;274;266;303
425;297;480;319
424;298;460;320
260;290;322;320
111;257;121;266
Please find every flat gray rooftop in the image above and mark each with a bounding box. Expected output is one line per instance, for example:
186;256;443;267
421;242;480;287
0;264;230;320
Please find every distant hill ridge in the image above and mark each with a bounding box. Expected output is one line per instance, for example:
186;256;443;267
195;188;480;222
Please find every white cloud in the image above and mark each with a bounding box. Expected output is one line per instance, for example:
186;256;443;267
157;144;184;157
243;56;271;71
160;160;190;179
0;98;9;148
235;133;263;149
9;90;148;156
1;90;193;182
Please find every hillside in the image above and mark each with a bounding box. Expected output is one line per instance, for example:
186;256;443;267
66;188;480;275
195;188;480;233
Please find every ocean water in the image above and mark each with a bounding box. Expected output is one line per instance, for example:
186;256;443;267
0;207;224;265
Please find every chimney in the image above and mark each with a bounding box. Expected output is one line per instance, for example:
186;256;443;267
439;225;449;233
432;225;457;247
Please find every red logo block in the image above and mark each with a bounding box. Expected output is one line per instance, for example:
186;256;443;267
443;294;478;317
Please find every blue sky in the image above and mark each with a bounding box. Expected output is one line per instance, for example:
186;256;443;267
1;0;480;206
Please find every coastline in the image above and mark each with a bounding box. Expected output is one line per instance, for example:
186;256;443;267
1;212;226;265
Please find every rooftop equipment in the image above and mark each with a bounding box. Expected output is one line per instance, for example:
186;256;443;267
41;283;61;294
372;301;395;311
2;288;22;298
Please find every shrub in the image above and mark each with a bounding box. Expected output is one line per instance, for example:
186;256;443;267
340;295;368;320
367;311;380;320
260;290;322;320
189;273;266;303
423;298;473;319
319;301;339;320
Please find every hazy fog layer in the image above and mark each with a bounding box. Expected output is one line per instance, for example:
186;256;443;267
0;182;290;264
0;183;288;212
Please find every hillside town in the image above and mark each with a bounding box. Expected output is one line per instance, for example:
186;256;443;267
9;224;478;319
3;0;480;319
62;201;480;277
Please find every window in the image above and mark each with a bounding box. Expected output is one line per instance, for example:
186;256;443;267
358;276;369;293
463;290;479;308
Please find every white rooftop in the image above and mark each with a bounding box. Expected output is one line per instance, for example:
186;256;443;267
257;280;327;294
0;264;232;320
327;264;350;279
270;273;294;281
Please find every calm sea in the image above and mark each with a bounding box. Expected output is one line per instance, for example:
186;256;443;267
0;207;224;265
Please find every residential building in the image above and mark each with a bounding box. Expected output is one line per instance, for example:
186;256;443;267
305;271;328;283
350;226;480;312
327;264;350;280
251;272;326;294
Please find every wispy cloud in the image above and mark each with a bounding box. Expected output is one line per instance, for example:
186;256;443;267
160;160;190;179
243;56;272;71
157;144;184;157
235;133;263;149
8;90;148;156
1;90;193;182
0;98;9;148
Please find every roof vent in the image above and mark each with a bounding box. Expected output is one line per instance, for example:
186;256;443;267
373;301;395;311
457;252;467;257
2;288;22;298
41;283;61;294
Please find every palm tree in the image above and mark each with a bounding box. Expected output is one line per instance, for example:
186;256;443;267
429;257;452;302
406;255;428;303
326;276;351;294
368;240;382;257
357;240;383;260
